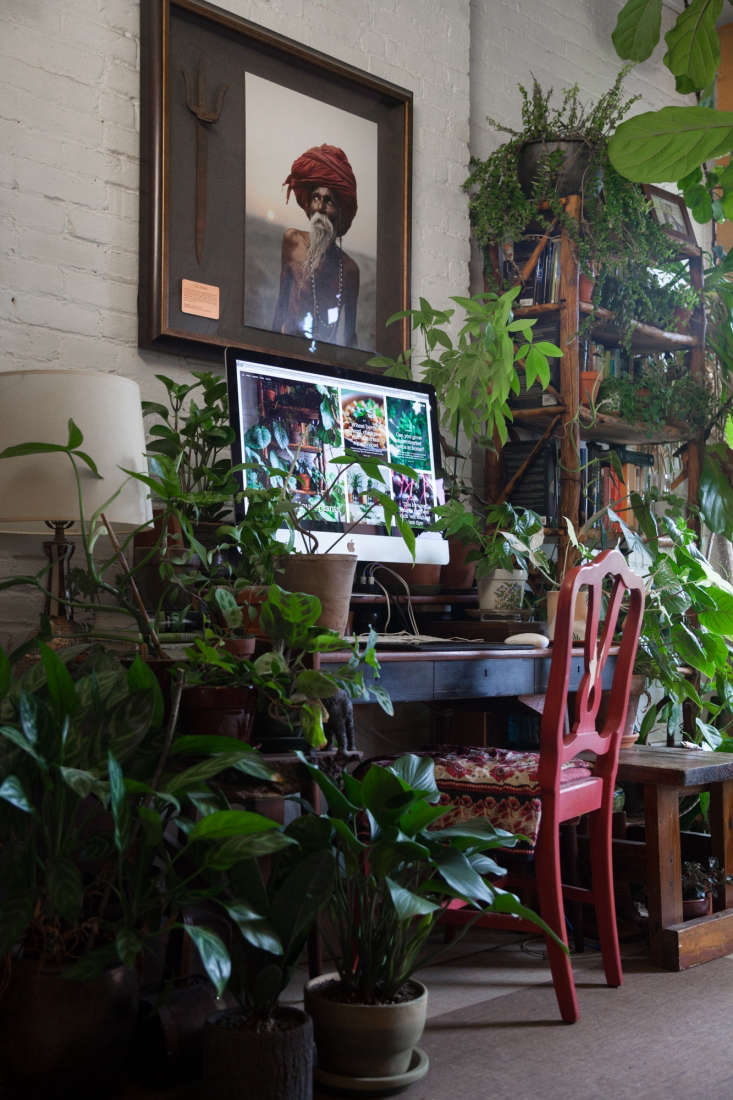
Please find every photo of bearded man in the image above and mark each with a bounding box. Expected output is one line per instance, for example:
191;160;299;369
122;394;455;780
243;75;377;352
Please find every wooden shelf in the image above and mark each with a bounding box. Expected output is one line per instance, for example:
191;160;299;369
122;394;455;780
580;303;701;352
511;404;689;445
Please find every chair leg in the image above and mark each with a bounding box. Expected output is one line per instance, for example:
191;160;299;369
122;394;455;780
534;822;579;1024
588;806;622;988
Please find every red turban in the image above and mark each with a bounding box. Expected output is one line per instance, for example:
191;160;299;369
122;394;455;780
283;144;358;235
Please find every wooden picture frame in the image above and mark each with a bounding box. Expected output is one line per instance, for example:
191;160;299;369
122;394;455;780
139;0;412;369
642;184;696;244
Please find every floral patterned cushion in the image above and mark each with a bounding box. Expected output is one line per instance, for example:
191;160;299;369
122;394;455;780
373;746;592;850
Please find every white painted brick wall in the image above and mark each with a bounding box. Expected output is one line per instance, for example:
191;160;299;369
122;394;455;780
0;0;694;644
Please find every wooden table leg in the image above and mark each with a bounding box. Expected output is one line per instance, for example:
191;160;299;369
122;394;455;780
709;778;733;911
643;783;682;965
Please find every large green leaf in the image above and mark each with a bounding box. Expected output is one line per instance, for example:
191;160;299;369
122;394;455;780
663;0;722;93
700;445;733;537
183;925;231;997
612;0;662;61
225;903;283;955
270;849;336;955
39;644;79;722
188;809;281;841
386;877;440;919
389;754;439;798
608;106;733;182
204;831;296;870
0;775;32;813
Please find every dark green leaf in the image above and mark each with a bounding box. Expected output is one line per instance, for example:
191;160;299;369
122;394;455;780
0;775;32;813
612;0;662;61
189;809;281;841
47;857;83;922
608;106;733;182
663;0;722;93
183;925;231;997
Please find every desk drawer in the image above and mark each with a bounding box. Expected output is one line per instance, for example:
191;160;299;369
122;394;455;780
363;662;435;703
434;659;535;699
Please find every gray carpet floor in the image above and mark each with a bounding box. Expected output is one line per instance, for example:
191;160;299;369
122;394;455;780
313;934;733;1099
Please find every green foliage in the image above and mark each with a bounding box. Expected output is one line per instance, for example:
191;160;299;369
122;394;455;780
431;499;550;579
297;751;562;1003
682;857;733;900
615;492;733;748
369;292;561;453
0;642;274;979
609;0;733;221
141;372;240;526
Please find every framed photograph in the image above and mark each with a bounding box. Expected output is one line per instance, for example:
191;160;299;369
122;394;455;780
642;184;696;244
139;0;412;370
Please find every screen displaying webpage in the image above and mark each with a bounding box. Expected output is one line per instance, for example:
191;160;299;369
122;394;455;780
231;356;442;535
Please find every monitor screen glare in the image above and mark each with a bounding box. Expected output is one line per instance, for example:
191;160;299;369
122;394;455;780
225;348;448;565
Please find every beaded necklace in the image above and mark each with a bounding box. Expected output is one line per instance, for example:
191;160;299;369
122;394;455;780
309;245;343;340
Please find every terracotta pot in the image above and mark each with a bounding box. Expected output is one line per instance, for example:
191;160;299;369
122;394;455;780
546;589;588;642
202;1005;313;1100
305;973;427;1079
274;553;357;636
579;369;601;407
383;561;442;593
579;272;596;303
0;960;138;1098
440;537;477;591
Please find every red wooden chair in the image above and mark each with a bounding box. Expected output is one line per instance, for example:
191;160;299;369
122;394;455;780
410;549;644;1023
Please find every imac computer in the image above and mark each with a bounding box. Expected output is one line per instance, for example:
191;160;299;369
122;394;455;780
225;346;448;565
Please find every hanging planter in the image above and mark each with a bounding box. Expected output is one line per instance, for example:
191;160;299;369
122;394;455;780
517;138;593;197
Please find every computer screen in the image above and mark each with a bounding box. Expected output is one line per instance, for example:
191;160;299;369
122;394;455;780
225;346;448;564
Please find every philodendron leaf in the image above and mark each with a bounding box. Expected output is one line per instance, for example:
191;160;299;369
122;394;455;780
182;925;231;997
608;106;733;182
612;0;662;62
663;0;722;94
0;775;32;813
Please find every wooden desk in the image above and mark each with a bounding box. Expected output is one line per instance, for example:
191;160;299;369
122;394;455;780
321;643;616;703
616;746;733;969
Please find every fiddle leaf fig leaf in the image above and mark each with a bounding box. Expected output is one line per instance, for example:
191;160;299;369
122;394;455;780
663;0;722;93
608;106;733;182
612;0;662;62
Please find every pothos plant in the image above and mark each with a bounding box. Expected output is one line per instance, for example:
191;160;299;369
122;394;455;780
430;499;550;579
614;490;733;751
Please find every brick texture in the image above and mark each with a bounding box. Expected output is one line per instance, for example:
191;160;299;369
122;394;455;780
0;0;690;643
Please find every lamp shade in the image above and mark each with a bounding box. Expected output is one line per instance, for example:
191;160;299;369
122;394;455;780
0;369;152;534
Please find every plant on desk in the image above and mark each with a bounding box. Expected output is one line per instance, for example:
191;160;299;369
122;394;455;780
245;585;391;751
431;498;549;612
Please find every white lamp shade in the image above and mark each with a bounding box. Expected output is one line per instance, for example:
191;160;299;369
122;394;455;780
0;369;152;534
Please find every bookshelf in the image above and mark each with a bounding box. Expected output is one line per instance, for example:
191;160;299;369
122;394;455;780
488;192;706;560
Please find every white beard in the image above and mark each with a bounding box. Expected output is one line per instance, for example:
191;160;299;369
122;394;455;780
306;212;336;272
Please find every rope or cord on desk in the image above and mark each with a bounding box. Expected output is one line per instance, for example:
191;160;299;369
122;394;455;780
362;563;421;637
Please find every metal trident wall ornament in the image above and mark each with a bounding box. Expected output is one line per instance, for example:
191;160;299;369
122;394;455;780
182;64;228;264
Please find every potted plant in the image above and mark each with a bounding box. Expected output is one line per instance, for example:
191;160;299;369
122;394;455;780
297;751;559;1090
430;498;549;613
246;584;392;752
463;70;697;348
0;639;275;1097
681;859;733;920
197;810;336;1100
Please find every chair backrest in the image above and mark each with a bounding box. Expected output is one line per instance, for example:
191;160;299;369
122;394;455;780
538;548;645;791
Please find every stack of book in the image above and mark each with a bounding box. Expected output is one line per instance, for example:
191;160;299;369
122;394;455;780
506;237;562;306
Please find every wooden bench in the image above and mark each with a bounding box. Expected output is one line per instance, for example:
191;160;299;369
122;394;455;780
615;745;733;970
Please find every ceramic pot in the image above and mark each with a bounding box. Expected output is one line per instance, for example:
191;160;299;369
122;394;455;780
477;569;527;613
517;139;593;197
683;892;712;920
545;589;588;642
305;973;427;1079
274;553;357;636
202;1005;313;1100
